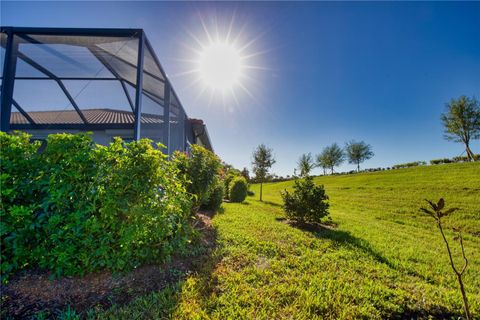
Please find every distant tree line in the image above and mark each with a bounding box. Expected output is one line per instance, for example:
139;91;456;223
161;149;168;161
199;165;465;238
297;140;374;176
246;95;479;187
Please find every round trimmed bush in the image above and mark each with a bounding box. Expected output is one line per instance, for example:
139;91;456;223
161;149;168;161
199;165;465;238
203;180;224;211
229;177;248;203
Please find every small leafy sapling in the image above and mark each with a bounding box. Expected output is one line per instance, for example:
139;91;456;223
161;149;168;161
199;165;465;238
420;198;471;320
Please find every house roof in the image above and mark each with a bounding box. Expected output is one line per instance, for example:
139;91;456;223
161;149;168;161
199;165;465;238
189;118;213;152
10;108;163;125
10;108;213;151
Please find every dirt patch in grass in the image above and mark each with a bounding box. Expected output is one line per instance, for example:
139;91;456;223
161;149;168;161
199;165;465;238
0;212;216;319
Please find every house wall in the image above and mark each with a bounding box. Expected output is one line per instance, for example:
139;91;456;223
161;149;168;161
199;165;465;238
19;127;186;152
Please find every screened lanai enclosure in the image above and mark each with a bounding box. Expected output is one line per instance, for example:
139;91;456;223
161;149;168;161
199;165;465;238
0;27;212;153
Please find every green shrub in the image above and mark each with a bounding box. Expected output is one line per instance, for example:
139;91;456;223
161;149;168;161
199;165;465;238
229;177;248;203
0;133;192;280
281;175;330;224
172;145;222;212
0;131;42;279
93;138;192;272
202;178;224;211
224;173;236;200
222;166;241;200
35;133;101;276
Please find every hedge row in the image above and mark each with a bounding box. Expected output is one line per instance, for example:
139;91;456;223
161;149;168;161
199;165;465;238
392;161;427;169
430;154;480;165
0;132;192;281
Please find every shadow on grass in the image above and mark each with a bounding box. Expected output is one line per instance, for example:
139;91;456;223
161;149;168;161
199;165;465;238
279;218;466;319
260;200;282;208
277;217;395;269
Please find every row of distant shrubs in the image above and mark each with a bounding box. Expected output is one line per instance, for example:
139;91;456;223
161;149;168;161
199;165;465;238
392;161;427;169
0;132;247;282
429;155;480;164
392;155;479;169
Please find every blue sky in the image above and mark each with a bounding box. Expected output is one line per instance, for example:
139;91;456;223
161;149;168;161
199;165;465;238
2;1;480;176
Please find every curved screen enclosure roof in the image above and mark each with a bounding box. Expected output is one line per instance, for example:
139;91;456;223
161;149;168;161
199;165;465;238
0;26;212;153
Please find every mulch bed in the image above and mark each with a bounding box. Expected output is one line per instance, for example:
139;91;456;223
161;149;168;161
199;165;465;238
0;212;216;319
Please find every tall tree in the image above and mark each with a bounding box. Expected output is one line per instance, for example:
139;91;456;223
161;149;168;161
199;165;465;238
441;96;480;161
297;153;315;177
252;144;276;201
345;140;374;172
320;143;345;174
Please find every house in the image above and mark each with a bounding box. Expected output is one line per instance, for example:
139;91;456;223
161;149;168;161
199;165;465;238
0;26;212;153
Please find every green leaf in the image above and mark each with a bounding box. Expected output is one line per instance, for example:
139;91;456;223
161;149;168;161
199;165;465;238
442;207;459;216
425;199;437;211
436;198;445;211
420;207;434;216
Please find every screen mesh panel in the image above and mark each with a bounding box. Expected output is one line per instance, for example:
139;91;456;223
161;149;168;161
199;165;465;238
0;33;6;78
169;90;185;153
1;28;202;152
139;92;167;149
143;46;165;80
62;80;132;112
18;43;113;78
13;79;80;116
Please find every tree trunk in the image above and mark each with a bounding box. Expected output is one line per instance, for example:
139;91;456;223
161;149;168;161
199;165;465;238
331;166;334;174
438;221;471;320
457;273;471;320
357;162;360;172
465;142;475;161
260;180;263;202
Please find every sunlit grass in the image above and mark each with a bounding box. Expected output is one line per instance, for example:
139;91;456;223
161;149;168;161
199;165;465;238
97;162;480;319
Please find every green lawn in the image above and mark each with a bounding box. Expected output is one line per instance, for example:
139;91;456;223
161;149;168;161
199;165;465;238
98;162;480;319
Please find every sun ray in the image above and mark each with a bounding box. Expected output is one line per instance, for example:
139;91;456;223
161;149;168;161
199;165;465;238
226;11;237;43
237;82;255;101
230;86;240;107
199;14;214;44
171;69;200;77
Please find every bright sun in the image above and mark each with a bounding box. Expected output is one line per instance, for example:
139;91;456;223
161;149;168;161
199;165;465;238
177;14;266;107
197;41;244;91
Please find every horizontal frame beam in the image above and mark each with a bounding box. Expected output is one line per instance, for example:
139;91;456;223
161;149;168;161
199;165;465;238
1;26;142;38
12;77;119;81
10;121;165;130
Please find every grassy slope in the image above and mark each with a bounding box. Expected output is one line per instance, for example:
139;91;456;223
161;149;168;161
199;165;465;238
99;163;480;319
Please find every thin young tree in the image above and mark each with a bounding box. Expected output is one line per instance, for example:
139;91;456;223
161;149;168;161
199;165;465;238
297;153;315;177
345;140;374;172
441;95;480;161
316;152;328;175
252;144;276;201
420;199;471;320
321;143;345;174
